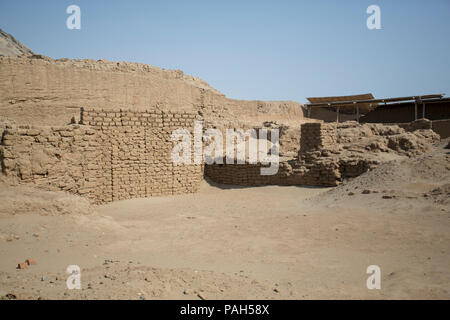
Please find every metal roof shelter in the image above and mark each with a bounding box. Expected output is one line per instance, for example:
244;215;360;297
305;93;446;122
307;93;375;114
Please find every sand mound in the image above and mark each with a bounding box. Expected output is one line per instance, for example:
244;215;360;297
313;138;450;202
0;181;95;216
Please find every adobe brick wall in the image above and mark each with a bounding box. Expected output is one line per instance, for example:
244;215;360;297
0;55;304;127
0;108;203;203
205;160;339;187
393;118;450;139
206;120;438;188
205;122;340;187
299;122;337;153
1;124;107;201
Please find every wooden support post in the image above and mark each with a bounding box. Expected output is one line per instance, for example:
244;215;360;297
308;106;311;118
336;105;340;123
414;102;418;121
422;103;425;119
353;101;359;123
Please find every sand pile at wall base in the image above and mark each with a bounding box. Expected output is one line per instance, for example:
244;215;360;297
0;181;95;216
311;138;450;203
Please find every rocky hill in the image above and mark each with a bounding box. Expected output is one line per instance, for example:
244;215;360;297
0;29;34;56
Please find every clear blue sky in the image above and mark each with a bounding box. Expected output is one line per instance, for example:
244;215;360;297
1;0;449;103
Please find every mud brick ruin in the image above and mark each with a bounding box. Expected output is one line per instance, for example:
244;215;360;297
0;55;446;204
0;111;345;203
205;123;341;187
1;107;442;203
1;109;203;203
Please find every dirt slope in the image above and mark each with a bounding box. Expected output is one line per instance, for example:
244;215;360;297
313;138;450;203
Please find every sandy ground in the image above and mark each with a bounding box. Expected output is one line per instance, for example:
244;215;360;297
0;143;449;300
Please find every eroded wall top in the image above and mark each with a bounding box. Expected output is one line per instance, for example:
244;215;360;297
0;55;305;128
